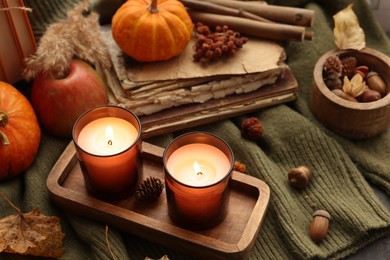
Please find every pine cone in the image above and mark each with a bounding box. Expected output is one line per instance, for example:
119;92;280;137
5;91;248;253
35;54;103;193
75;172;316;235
135;177;164;201
323;55;342;78
341;56;357;78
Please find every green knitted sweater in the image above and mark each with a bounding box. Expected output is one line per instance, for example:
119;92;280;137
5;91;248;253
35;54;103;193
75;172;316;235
1;0;389;259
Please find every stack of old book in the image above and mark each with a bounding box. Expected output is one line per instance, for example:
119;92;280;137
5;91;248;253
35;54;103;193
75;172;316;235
100;0;314;137
103;33;296;137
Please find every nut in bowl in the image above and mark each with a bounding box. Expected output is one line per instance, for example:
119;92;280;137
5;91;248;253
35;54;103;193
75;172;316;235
310;48;390;139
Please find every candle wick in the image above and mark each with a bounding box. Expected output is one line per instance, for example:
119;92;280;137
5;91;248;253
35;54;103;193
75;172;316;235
108;140;113;146
197;172;203;176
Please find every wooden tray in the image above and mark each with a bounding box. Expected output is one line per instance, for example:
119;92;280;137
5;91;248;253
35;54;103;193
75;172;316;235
47;142;270;259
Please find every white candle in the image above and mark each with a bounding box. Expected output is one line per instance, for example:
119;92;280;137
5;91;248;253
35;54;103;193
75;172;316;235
77;117;138;156
166;143;231;187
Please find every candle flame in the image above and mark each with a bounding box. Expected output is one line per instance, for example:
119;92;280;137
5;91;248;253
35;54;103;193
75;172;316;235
106;126;113;146
193;161;202;175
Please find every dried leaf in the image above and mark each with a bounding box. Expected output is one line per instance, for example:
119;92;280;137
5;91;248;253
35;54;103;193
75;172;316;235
342;74;366;97
333;4;365;50
0;193;64;258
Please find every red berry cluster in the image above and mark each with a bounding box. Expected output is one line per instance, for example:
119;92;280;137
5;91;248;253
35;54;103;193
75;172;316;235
241;117;263;141
193;22;248;64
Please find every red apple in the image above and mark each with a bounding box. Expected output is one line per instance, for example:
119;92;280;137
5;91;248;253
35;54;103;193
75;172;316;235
31;59;108;137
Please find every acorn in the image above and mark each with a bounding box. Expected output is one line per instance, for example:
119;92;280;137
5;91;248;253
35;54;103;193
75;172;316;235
360;89;382;102
287;166;312;189
331;89;358;102
310;210;331;243
366;71;387;97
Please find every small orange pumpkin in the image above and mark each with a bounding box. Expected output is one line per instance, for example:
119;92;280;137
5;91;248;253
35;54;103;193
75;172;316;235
111;0;193;62
0;81;41;181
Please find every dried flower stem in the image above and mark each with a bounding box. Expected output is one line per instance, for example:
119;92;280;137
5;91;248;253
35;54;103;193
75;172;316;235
23;1;112;80
0;191;21;213
105;225;117;260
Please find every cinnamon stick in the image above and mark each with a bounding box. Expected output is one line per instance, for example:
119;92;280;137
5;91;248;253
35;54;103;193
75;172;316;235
179;0;272;23
188;10;309;42
204;0;315;27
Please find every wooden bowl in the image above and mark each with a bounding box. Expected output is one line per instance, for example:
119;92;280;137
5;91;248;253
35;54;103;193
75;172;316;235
310;48;390;139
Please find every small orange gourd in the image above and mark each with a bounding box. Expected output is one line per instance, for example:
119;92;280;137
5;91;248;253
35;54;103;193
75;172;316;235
111;0;193;62
0;81;41;180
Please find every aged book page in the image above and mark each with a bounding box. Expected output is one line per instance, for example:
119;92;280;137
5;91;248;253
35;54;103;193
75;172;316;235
101;26;286;83
123;37;286;82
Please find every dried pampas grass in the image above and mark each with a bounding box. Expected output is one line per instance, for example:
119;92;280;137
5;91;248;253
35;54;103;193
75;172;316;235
23;1;112;80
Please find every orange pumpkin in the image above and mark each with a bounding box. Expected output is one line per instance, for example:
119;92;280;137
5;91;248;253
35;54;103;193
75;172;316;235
111;0;193;62
0;81;41;181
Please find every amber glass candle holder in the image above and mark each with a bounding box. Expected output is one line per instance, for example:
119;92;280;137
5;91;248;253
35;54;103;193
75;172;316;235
163;132;234;230
72;105;142;200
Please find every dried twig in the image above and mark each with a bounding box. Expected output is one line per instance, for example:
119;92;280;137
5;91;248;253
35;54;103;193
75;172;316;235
105;225;116;260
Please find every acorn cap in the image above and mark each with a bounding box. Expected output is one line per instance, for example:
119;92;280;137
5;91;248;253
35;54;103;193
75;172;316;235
366;71;378;79
313;210;331;220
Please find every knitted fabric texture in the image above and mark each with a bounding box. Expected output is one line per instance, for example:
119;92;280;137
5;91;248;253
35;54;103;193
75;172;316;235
0;0;389;259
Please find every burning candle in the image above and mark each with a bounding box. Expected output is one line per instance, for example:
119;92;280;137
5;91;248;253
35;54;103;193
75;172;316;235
163;132;234;230
73;105;142;199
166;144;231;186
77;117;137;156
